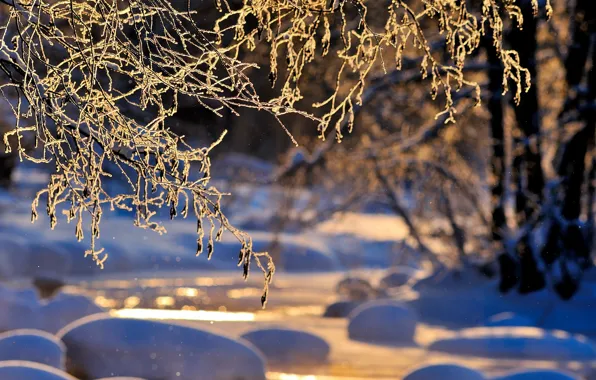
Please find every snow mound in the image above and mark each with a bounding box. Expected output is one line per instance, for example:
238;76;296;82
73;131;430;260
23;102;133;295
0;360;76;380
57;314;266;380
493;369;580;380
323;300;361;318
378;266;419;289
0;329;65;369
403;364;486;380
241;327;330;364
0;286;42;331
96;378;147;380
336;277;379;301
428;327;596;360
348;301;418;345
482;312;535;327
41;292;105;333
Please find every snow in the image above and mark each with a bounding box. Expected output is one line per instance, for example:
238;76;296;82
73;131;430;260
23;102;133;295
56;314;267;380
240;327;330;364
0;284;104;333
428;326;596;360
171;230;342;273
348;300;418;345
322;300;361;318
493;369;581;380
403;364;486;380
411;267;493;292
336;276;380;301
378;266;420;289
0;285;42;331
25;243;72;280
0;233;31;277
41;292;105;333
482;313;535;327
0;329;65;369
0;361;76;380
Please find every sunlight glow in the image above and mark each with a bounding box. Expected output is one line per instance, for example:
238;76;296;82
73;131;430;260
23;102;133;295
123;296;140;308
175;287;200;297
112;308;255;321
227;287;263;299
276;373;318;380
155;296;176;308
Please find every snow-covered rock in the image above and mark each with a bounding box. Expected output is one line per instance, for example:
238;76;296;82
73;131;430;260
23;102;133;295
348;301;418;345
323;300;361;318
0;361;76;380
41;292;104;333
493;369;580;380
96;378;147;380
0;329;65;369
378;266;419;289
241;327;330;364
482;312;535;327
57;314;266;380
403;364;486;380
428;327;596;360
0;286;42;331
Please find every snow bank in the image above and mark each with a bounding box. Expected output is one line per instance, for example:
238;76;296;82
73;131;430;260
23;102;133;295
348;301;418;345
411;267;492;292
493;369;580;380
0;329;65;369
428;327;596;360
41;292;105;333
0;286;42;331
0;361;76;380
96;378;147;380
403;364;486;380
241;327;330;364
323;300;361;318
482;313;535;327
26;243;72;280
0;233;31;277
57;314;266;380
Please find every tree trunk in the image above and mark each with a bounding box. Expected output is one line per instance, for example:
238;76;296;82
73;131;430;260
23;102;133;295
507;2;547;294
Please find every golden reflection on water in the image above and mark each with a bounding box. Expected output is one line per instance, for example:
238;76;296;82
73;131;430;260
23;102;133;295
112;308;256;321
155;296;176;308
268;373;396;380
274;373;318;380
